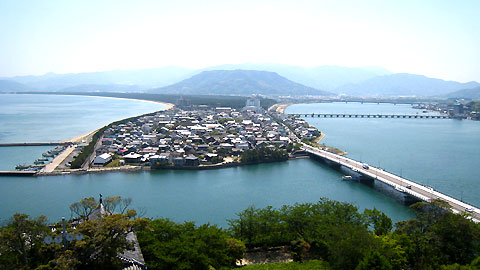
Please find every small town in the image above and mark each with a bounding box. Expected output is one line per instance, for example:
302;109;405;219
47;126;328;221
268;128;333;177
59;98;321;171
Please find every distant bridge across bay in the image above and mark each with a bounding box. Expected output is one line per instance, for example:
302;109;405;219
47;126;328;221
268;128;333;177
290;113;450;119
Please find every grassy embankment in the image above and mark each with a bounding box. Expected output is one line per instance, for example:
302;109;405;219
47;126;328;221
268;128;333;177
303;135;346;156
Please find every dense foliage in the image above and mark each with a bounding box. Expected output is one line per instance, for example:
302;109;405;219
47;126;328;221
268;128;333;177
466;101;480;113
240;260;330;269
70;127;105;169
137;219;245;270
228;198;480;270
0;212;148;270
1;197;479;270
240;147;289;164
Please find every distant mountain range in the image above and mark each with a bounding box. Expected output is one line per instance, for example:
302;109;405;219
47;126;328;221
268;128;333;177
202;63;392;91
0;66;194;91
151;70;333;96
336;73;480;97
445;86;480;100
0;64;388;92
0;80;34;92
1;64;479;98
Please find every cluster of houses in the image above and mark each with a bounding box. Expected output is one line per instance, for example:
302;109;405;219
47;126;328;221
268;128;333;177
277;114;322;141
413;102;480;120
90;104;320;168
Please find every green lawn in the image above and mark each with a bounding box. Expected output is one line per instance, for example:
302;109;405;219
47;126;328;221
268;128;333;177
238;260;330;270
105;159;121;167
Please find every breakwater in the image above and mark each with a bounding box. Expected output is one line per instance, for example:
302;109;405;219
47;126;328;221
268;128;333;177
0;142;67;147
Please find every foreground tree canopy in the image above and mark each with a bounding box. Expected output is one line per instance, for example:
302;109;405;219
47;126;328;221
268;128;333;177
1;197;479;270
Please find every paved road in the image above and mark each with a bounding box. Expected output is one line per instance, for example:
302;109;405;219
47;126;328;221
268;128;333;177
41;145;76;173
304;145;480;222
263;113;477;222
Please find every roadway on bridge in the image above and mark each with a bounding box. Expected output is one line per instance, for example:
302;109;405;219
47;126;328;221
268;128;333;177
273;112;478;222
304;145;480;222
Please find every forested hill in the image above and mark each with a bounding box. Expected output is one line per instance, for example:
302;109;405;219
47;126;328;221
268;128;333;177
151;70;334;96
0;80;33;92
445;86;480;100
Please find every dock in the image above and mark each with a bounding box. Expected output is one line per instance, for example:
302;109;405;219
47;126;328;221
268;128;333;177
0;171;37;176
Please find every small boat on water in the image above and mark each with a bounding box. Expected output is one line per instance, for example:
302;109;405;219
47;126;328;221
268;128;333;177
16;164;30;170
34;159;45;165
42;151;55;157
51;146;65;154
342;175;353;180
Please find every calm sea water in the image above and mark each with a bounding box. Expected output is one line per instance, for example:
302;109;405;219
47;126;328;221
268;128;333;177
287;102;480;207
0;146;54;171
0;94;166;170
0;97;417;226
10;99;473;227
0;94;166;143
0;159;414;227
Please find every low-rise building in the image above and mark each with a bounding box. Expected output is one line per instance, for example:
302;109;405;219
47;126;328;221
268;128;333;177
93;153;112;166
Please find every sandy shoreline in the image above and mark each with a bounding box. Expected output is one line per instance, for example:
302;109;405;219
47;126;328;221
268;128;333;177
38;94;175;172
66;130;98;143
58;95;174;143
275;103;292;114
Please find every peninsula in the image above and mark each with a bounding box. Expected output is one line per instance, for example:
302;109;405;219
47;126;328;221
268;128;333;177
28;98;323;175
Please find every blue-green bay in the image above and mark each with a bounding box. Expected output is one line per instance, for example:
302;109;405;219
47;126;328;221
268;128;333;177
0;94;166;170
287;102;480;207
0;94;166;143
0;159;414;227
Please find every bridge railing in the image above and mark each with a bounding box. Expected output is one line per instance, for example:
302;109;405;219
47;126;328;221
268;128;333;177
304;146;480;211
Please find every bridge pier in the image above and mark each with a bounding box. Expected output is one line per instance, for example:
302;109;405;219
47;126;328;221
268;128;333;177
359;175;374;185
308;153;341;169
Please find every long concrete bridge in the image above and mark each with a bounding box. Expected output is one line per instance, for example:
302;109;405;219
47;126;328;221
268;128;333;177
290;113;449;119
303;145;479;222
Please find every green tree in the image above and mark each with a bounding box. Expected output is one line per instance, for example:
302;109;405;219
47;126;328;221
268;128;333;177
0;213;49;269
393;199;480;269
69;197;97;221
432;211;480;265
72;213;149;269
364;208;393;236
291;239;310;262
356;251;392;270
137;218;245;270
103;196;132;214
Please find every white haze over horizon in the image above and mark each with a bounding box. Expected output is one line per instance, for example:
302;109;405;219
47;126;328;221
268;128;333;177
1;0;479;83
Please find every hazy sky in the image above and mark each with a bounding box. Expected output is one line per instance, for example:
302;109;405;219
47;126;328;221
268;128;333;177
1;0;479;82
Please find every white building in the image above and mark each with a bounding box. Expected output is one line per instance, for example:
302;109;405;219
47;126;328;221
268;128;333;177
93;153;112;165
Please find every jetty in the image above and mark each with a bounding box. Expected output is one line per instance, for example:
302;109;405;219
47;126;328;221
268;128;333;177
290;113;449;119
0;171;37;176
304;145;479;222
0;142;69;147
